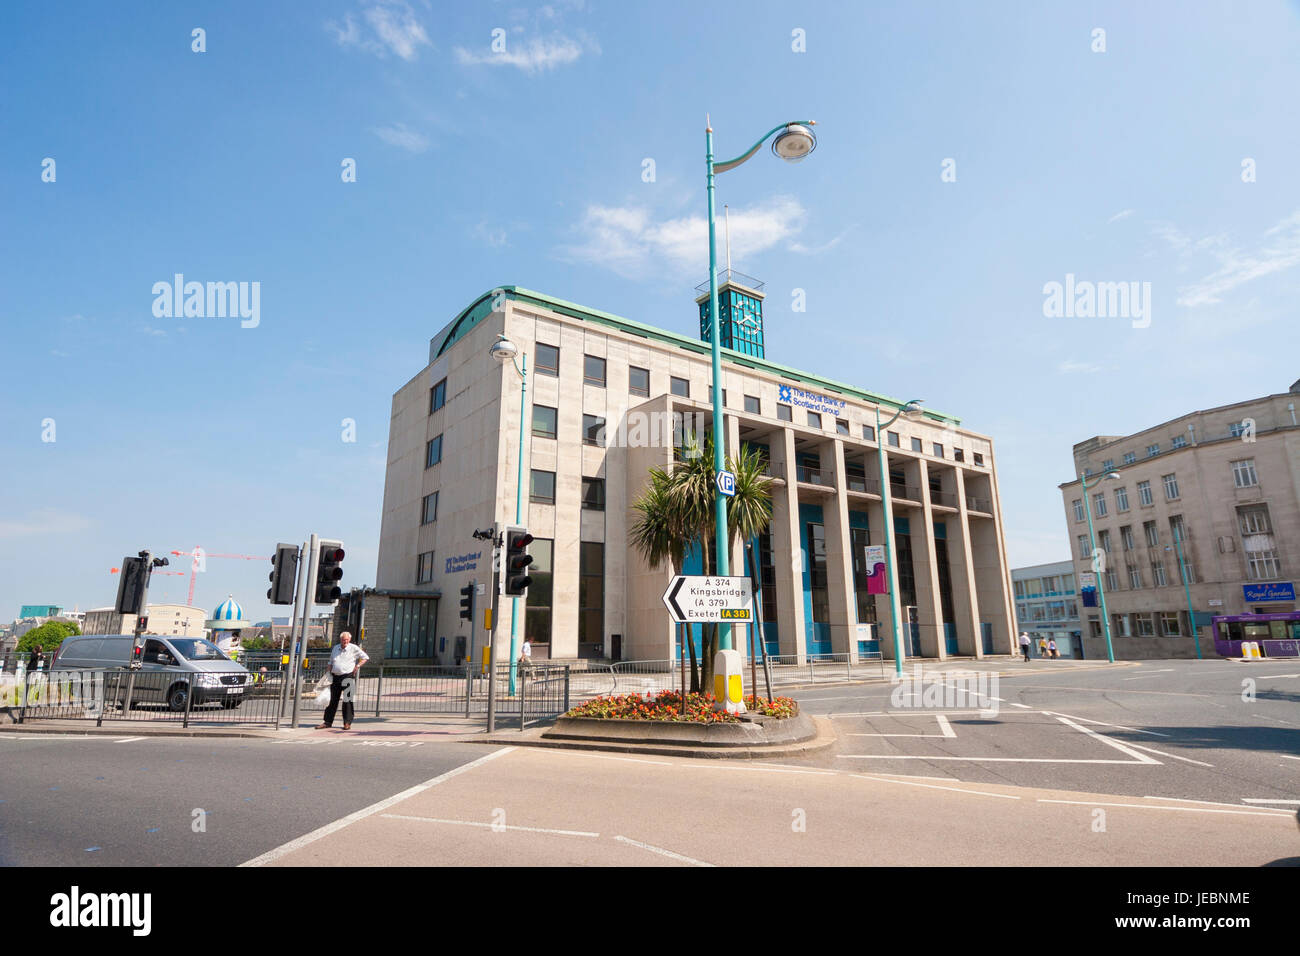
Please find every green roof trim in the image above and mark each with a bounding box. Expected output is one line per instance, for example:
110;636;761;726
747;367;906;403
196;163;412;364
435;286;960;424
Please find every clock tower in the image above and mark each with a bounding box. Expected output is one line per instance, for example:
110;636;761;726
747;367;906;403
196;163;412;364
696;270;766;359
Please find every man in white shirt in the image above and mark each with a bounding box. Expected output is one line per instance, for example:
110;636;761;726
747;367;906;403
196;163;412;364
316;631;369;730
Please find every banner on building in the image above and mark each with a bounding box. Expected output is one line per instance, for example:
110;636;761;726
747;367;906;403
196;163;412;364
864;546;888;594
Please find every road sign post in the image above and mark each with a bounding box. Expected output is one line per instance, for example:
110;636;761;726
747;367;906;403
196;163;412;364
662;575;753;714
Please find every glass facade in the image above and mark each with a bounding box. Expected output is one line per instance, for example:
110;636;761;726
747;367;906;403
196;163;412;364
699;286;765;357
385;597;437;659
525;539;554;645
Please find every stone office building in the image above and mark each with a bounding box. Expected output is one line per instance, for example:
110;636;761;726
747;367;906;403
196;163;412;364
374;277;1017;666
1060;378;1300;659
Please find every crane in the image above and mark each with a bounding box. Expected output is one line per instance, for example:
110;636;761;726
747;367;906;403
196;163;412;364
169;548;270;608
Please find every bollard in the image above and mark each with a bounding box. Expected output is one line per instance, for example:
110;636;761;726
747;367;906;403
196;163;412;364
17;669;30;724
846;656;852;681
563;665;570;714
464;664;472;719
375;665;384;719
519;670;527;732
182;677;195;729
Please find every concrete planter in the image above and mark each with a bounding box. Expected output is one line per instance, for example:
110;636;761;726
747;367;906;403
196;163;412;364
543;711;816;748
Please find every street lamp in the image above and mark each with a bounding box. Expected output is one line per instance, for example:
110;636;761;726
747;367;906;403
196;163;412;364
1081;470;1121;663
704;116;817;655
490;334;528;694
1164;529;1203;659
875;399;924;676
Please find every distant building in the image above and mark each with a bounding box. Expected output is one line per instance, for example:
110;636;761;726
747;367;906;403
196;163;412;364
1060;378;1300;659
1011;561;1083;658
19;605;63;619
82;604;207;637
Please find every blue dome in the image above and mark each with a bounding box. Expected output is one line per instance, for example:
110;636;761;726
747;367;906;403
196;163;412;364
212;595;245;621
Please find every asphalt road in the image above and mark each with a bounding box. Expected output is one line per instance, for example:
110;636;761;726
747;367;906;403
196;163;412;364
784;658;1300;806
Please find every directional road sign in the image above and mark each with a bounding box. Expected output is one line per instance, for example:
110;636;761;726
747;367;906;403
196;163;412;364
661;575;754;623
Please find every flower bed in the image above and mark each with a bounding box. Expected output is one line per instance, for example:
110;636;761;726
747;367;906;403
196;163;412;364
565;690;798;723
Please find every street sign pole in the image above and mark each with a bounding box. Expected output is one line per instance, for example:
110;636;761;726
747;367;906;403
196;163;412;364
279;540;308;720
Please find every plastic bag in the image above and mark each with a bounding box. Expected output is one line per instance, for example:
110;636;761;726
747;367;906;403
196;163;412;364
315;686;332;707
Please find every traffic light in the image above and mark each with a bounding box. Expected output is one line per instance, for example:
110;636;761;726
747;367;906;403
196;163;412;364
130;636;145;669
459;584;474;622
115;555;147;614
504;526;534;596
268;543;299;605
314;542;345;605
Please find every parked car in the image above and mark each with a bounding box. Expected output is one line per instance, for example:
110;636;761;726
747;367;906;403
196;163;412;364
52;634;251;711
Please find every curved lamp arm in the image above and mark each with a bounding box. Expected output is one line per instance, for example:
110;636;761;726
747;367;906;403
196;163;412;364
878;398;925;432
714;120;817;174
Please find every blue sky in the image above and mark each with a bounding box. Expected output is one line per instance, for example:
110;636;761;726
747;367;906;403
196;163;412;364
3;0;1299;623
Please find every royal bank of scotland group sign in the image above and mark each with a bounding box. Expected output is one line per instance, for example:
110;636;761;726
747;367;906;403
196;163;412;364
778;384;846;416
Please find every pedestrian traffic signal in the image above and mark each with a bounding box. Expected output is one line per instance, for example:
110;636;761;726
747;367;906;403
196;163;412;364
268;543;299;605
504;526;534;596
131;636;145;669
459;584;475;622
115;555;148;615
314;542;345;604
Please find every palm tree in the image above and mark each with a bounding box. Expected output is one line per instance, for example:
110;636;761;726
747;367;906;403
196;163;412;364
629;431;774;694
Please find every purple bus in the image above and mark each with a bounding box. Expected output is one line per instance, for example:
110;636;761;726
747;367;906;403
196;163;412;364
1211;611;1300;658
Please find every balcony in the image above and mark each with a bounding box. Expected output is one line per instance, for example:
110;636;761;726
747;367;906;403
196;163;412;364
930;490;958;509
966;495;992;513
797;465;833;487
891;483;922;502
846;474;881;495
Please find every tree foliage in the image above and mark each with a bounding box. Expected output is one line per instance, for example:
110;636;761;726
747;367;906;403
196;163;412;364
16;620;81;655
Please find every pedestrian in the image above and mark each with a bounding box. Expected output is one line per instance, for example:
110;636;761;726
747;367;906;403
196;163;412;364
1038;637;1048;658
1048;638;1058;659
519;637;532;669
315;631;369;731
27;645;44;671
1018;632;1031;662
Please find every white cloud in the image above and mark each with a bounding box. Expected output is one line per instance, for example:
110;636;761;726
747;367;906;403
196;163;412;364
0;509;92;539
1161;210;1300;306
454;33;595;73
1107;209;1134;224
558;196;806;279
372;123;430;153
1057;359;1102;374
329;2;431;61
141;326;167;336
473;221;510;247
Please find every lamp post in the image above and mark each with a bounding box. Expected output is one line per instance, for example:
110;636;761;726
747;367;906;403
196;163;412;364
1081;470;1121;663
704;116;817;654
1166;527;1202;659
875;400;924;676
489;334;528;695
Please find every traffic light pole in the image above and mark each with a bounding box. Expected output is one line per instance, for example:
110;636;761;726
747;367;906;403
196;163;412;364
290;533;320;730
486;532;503;733
279;540;309;721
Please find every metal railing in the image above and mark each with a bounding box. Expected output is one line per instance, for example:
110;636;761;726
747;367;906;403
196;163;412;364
966;495;992;512
846;475;880;494
931;490;958;508
797;465;831;486
891;483;921;501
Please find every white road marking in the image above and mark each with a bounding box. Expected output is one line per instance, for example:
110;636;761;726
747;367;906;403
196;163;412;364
613;835;715;866
381;814;600;837
850;773;1020;800
113;736;146;743
849;714;958;738
1241;798;1300;805
239;747;515;866
1038;798;1290;818
1122;670;1176;681
1144;795;1289;813
839;755;1147;764
1008;702;1032;709
1039;710;1169;737
1281;755;1300;761
1119;741;1213;767
829;710;994;718
1052;715;1160;764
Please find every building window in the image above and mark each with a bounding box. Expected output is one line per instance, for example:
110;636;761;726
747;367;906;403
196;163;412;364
888;431;900;447
532;405;557;440
863;425;876;441
1146;443;1160;457
425;435;442;468
1106;569;1119;591
1143;520;1159;547
777;404;792;422
1237;504;1271;536
954;447;965;462
910;437;922;452
1121;525;1135;551
581;477;605;511
1162;473;1179;500
1151;562;1167;587
629;366;650;398
1129;566;1143;590
837;419;850;436
1137;480;1153;506
1123;451;1136;465
1228;421;1247;438
1078;534;1091;558
933;443;944;457
745;395;761;414
671;376;690;397
1171;435;1186;449
1238;505;1280;579
1114;486;1129;512
1169;514;1188;547
1160;612;1181;636
530;470;556;505
578;542;604;650
851;527;878;625
708;386;727;406
807;411;822;429
1246;548;1282;580
584;354;606;387
973;452;984;466
1102;459;1114;470
1093;492;1107;517
582;414;606;447
1231;459;1258;488
421;492;438;525
536;343;560;377
416;551;434;584
385;597;437;659
525;539;553;645
807;523;830;625
1136;613;1155;636
1073;499;1085;522
429;378;447;413
1098;530;1112;553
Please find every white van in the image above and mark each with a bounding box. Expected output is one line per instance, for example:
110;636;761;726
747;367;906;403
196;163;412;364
52;634;251;711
